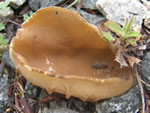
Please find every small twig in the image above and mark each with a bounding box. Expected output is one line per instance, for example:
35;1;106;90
66;0;80;9
141;79;150;87
14;93;23;113
140;0;150;11
13;79;32;113
76;0;82;13
6;19;21;27
19;5;30;15
17;81;32;113
16;82;25;96
0;55;5;76
145;93;150;113
8;85;13;96
55;0;70;7
15;93;20;108
10;103;23;113
20;97;32;113
133;64;145;113
39;96;56;103
0;17;21;27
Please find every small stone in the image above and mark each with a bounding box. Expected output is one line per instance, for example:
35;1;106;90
49;100;57;109
26;98;37;112
71;8;105;26
10;0;26;9
28;1;105;26
0;74;9;113
40;0;62;8
42;107;78;113
92;62;108;69
139;45;147;50
144;12;150;29
3;49;15;69
39;89;48;100
57;99;67;108
0;8;14;17
82;0;97;9
80;9;105;26
25;81;40;98
141;51;150;91
67;98;95;113
28;0;62;11
96;85;140;113
96;0;147;27
28;0;40;11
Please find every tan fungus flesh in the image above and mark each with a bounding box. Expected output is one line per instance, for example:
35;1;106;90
10;7;133;101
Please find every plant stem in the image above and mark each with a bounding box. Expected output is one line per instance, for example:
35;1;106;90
125;16;134;34
66;0;80;8
134;64;145;113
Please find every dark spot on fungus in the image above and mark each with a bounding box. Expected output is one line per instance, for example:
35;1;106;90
39;70;44;73
31;68;37;72
47;73;55;77
20;62;24;65
32;69;42;73
36;69;40;72
33;35;37;39
112;66;115;70
56;11;58;15
92;63;108;69
58;75;65;79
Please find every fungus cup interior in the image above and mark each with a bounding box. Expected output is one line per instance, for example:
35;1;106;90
10;7;133;101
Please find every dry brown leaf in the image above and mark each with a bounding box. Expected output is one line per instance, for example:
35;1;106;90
127;56;141;68
115;48;128;68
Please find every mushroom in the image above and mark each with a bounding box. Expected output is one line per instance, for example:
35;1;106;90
9;7;133;102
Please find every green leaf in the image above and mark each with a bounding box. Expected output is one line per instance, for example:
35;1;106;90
67;0;80;8
126;39;136;46
125;16;134;33
104;21;124;36
29;11;34;16
0;21;5;31
125;31;141;39
122;19;128;31
1;42;8;48
0;52;2;59
1;44;7;48
23;14;29;21
0;0;10;9
0;34;3;43
2;6;10;12
23;11;34;21
102;31;115;42
0;34;8;48
2;39;8;44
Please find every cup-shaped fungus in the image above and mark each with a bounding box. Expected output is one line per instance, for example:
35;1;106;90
9;7;133;102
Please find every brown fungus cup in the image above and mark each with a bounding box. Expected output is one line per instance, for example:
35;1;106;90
9;7;133;102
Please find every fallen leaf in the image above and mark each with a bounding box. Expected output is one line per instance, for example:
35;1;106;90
115;48;128;68
126;56;141;68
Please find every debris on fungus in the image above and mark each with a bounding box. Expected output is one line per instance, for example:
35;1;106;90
9;7;134;102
